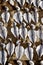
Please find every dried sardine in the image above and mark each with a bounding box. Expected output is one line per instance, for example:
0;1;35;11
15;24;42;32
28;30;37;43
0;23;7;39
19;24;27;39
11;22;19;37
25;46;33;60
15;45;24;59
1;11;10;23
23;12;31;23
36;44;43;57
6;42;15;56
13;11;23;24
0;50;7;65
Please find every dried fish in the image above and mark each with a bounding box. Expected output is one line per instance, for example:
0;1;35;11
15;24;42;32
0;23;7;39
13;11;23;24
6;42;15;56
36;44;43;57
0;50;7;65
15;45;24;59
19;24;27;39
31;10;39;23
11;22;19;37
23;12;31;23
1;11;10;23
28;30;37;43
25;46;33;60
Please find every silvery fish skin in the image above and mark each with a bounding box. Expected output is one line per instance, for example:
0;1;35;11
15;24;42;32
0;22;7;39
25;46;33;60
1;11;10;23
15;45;24;59
0;50;7;65
17;60;22;65
40;60;43;65
16;0;25;6
36;44;43;57
13;11;23;24
31;10;39;23
6;42;15;56
28;30;37;43
19;24;27;39
11;22;19;38
29;61;34;65
23;12;31;23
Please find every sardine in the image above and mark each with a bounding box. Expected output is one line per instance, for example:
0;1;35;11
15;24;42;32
0;23;7;39
0;50;7;65
36;44;43;57
25;46;33;60
15;45;24;59
11;22;19;37
19;24;27;39
6;42;15;56
13;11;23;24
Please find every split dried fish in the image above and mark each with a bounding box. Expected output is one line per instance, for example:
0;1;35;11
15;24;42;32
1;11;10;23
36;44;43;57
19;24;27;39
0;22;7;39
15;45;24;59
11;22;19;38
6;42;15;56
28;30;37;43
31;10;39;23
23;12;31;23
25;46;33;60
13;11;23;24
0;50;7;65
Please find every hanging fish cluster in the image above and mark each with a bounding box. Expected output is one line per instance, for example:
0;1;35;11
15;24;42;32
0;0;43;65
